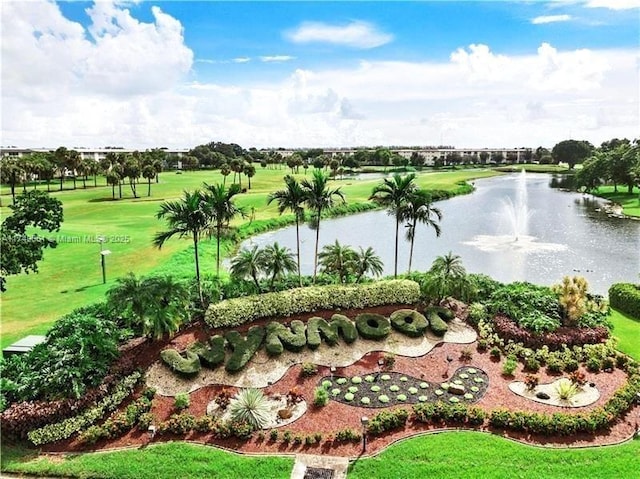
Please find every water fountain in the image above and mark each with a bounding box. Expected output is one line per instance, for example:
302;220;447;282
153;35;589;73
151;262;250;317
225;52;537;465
464;170;567;253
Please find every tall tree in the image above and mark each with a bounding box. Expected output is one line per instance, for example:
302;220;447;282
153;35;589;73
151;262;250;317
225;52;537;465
142;163;156;196
53;147;69;190
67;150;81;189
301;170;345;283
267;175;306;286
423;252;474;302
551;140;592;169
352;246;384;283
318;240;356;284
0;191;63;291
403;190;442;274
123;154;141;198
202;182;246;278
369;173;418;278
154;190;210;305
220;162;231;185
244;163;256;189
0;158;24;202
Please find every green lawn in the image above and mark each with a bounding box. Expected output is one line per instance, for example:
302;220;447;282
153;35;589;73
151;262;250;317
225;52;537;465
609;308;640;360
1;442;294;479
0;168;499;349
593;185;640;217
348;432;640;479
493;164;570;174
3;433;638;479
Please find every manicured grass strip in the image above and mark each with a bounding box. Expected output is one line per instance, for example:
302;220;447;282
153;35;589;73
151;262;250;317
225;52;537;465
1;442;293;479
593;185;640;217
348;432;640;479
609;308;640;360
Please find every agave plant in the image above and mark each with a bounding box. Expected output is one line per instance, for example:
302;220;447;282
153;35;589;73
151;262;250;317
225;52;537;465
555;378;579;403
228;388;271;430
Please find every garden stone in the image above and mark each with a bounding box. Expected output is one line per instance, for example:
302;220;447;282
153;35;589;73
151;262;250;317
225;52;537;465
448;384;465;395
536;391;551;400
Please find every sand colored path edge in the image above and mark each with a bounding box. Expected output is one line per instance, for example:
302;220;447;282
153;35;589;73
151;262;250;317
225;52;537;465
509;378;601;408
146;318;477;396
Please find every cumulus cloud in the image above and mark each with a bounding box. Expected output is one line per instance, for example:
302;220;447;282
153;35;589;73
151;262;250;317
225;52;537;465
285;21;393;49
531;14;573;24
1;3;637;149
585;0;640;9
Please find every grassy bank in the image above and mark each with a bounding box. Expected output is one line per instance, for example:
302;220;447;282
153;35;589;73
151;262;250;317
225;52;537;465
0;168;499;349
493;164;570;174
592;185;640;217
348;432;640;479
3;433;638;479
609;308;640;360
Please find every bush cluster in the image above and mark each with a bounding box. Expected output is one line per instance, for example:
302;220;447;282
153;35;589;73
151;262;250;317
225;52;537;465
609;283;640;319
366;408;409;436
486;282;562;331
413;402;486;426
492;315;609;350
26;372;141;446
425;306;452;336
204;280;421;328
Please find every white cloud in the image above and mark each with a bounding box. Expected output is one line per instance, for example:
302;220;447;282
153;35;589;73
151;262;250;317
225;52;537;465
233;57;251;63
285;21;393;49
531;14;573;24
585;0;640;9
1;3;637;150
260;55;295;63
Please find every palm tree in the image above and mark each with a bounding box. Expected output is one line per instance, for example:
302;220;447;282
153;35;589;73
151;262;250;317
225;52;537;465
220;162;231;185
229;245;266;292
352;246;384;283
267;175;306;286
106;273;148;330
154;190;210;305
262;242;297;290
424;251;474;302
142;163;156;196
369;173;418;278
244;163;256;189
301;169;345;283
202;182;246;278
142;275;190;340
403;190;442;274
318;240;356;283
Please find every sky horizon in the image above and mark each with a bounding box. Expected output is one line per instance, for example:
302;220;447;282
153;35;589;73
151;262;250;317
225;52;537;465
1;0;639;150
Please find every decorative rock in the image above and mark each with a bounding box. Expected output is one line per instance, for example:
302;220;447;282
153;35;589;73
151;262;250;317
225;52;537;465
536;391;551;400
278;408;293;419
448;384;466;395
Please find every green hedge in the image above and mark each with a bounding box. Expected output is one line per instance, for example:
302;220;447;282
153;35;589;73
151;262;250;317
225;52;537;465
225;326;266;373
390;309;428;338
306;315;358;349
205;280;420;328
265;320;307;355
188;336;226;368
160;349;201;376
355;313;391;340
27;372;141;446
425;306;450;336
609;283;640;319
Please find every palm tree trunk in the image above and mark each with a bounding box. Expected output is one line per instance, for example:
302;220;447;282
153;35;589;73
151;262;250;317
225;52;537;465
252;272;261;293
295;217;302;286
47;180;51;192
408;224;416;274
313;208;322;283
148;179;151;196
216;222;221;278
112;184;115;199
394;217;400;278
94;175;97;187
59;175;63;190
193;232;203;306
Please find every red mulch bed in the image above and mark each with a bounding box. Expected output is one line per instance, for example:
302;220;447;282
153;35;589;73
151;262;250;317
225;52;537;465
41;307;640;457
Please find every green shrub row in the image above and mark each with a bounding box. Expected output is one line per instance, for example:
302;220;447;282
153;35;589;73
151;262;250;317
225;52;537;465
266;320;307;355
78;393;153;445
225;326;267;373
390;309;428;338
413;402;486;426
609;283;640;319
367;408;409;436
425;306;451;336
204;280;421;328
306;315;358;348
355;313;391;340
27;372;141;446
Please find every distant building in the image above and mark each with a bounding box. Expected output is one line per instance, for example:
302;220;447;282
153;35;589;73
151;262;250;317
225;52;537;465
0;147;188;161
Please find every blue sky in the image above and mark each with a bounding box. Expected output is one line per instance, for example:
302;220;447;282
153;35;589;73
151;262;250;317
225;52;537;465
2;1;639;148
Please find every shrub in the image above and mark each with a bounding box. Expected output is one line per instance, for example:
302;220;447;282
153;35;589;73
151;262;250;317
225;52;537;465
490;347;502;360
160;349;201;376
269;429;279;441
460;348;473;361
555;379;579;402
524;374;539;391
187;336;225;368
313;387;329;407
382;353;396;369
367;409;409;436
502;358;517;376
609;283;640;319
27;372;141;446
389;309;428;337
586;357;602;373
205;280;421;328
546;357;563;374
467;302;488;326
486;282;561;327
569;370;587;387
159;413;195;435
334;428;361;442
564;359;580;373
265;320;307;355
300;362;319;377
174;392;190;411
524;357;540;373
224;326;266;373
228;388;270;430
425;307;450;336
602;357;615;371
355;313;391;340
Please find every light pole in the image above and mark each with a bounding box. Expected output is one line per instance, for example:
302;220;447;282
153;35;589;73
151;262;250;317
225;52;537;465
360;416;369;453
97;236;111;284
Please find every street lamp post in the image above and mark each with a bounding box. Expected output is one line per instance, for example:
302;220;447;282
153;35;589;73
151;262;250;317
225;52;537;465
97;236;111;284
360;416;369;452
